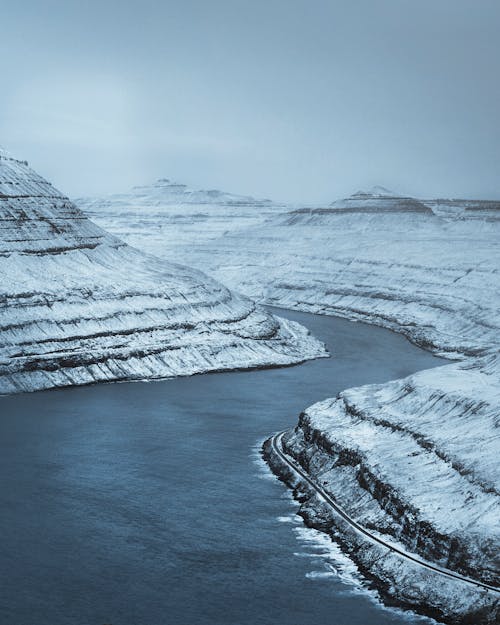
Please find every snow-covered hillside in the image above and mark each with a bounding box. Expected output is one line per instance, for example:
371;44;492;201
0;149;326;394
186;188;499;358
265;351;500;622
82;183;499;622
424;197;500;219
76;178;286;256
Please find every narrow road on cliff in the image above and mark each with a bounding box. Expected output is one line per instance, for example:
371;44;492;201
271;431;500;594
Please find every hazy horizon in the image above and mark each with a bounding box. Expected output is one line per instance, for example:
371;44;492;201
1;0;499;203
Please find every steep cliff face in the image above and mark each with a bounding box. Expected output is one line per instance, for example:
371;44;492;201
0;148;326;394
265;420;499;624
263;352;500;622
281;355;500;583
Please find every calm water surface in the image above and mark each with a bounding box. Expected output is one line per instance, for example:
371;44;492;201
0;308;447;625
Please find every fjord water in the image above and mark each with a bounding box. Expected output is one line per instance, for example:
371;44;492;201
0;309;446;625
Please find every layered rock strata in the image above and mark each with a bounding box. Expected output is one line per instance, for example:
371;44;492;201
0;148;326;394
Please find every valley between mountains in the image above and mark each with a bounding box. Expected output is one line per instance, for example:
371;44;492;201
79;181;500;623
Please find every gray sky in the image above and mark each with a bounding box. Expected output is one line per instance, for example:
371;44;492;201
1;0;499;202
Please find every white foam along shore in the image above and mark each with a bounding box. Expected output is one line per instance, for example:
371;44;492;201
0;148;328;394
80;184;500;623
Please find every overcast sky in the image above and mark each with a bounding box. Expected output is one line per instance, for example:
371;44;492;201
1;0;499;202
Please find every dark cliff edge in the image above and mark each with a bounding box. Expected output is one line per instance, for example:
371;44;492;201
262;433;499;625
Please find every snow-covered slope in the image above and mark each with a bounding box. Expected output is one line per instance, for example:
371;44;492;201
424;197;500;219
184;189;499;358
72;182;500;621
0;149;326;394
76;178;286;256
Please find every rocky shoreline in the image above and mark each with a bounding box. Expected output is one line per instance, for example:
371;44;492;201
262;432;499;625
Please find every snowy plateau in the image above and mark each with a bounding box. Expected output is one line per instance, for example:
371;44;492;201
79;182;500;623
0;148;327;394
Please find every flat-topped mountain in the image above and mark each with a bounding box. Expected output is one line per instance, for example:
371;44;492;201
128;178;274;206
331;186;432;213
76;178;284;257
278;190;431;230
282;188;432;224
0;148;325;394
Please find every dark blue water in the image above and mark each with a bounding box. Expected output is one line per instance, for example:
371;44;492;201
0;309;446;625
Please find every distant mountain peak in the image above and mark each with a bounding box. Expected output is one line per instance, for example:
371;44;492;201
327;186;432;213
120;177;274;207
157;178;186;186
352;185;398;198
148;178;188;189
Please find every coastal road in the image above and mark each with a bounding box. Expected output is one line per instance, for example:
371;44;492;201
271;431;500;595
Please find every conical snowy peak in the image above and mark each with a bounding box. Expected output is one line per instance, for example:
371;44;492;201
0;148;325;393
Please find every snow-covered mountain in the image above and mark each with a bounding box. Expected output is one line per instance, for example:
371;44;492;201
185;190;499;356
128;178;275;205
83;181;499;622
328;186;433;213
76;178;286;257
81;177;276;209
0;148;326;394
